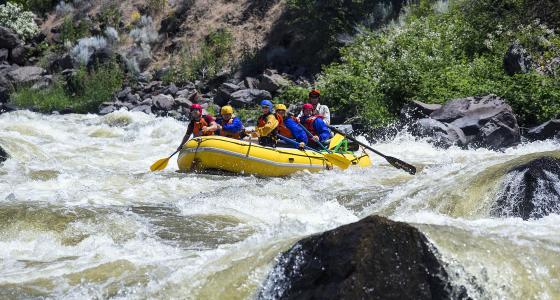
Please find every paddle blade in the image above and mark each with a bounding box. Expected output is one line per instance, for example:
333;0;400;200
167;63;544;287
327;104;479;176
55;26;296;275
385;156;416;175
328;134;345;150
324;153;352;170
150;157;170;172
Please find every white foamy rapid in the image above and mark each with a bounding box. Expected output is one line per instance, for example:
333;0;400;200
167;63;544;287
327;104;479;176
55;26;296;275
1;110;559;299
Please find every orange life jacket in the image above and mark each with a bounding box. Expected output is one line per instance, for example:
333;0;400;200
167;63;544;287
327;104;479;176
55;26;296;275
277;113;299;139
192;115;214;137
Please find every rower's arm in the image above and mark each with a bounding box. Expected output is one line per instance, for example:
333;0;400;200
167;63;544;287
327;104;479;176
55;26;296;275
256;115;279;136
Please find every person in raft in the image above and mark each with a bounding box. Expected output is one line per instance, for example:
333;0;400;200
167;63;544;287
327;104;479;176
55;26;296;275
300;103;332;147
215;105;244;139
176;103;218;151
274;103;307;149
254;99;279;147
298;88;331;125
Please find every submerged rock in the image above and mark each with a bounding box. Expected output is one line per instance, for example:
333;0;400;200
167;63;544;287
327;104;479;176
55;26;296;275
258;215;467;300
526;119;560;141
0;145;8;164
492;157;560;220
411;118;466;148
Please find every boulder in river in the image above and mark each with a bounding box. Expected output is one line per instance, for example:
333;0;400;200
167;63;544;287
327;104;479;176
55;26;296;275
0;144;8;164
400;100;442;120
430;95;520;149
526;119;560;141
492;157;560;220
258;215;467;300
411;118;466;148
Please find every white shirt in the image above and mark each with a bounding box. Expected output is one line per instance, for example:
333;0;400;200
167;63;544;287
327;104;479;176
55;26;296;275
298;103;331;125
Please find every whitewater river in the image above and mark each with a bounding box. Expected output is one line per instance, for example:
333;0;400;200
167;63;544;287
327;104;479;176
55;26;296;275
0;110;559;299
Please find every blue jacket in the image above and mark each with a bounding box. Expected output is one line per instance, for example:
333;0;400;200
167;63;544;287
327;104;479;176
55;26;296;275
284;117;308;144
301;115;331;142
216;116;243;134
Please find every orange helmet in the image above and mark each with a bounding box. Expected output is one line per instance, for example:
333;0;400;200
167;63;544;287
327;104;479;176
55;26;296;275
309;89;320;97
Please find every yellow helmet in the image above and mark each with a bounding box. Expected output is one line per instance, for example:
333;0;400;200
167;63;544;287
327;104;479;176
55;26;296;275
221;105;234;115
275;104;287;111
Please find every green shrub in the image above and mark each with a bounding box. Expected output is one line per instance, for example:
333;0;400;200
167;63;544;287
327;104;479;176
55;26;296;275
146;0;167;15
317;0;560;127
0;2;39;40
11;62;124;113
60;17;91;43
8;0;57;16
98;2;121;29
165;28;233;83
274;85;309;105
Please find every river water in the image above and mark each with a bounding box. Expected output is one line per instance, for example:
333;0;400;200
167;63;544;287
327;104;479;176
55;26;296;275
0;110;559;299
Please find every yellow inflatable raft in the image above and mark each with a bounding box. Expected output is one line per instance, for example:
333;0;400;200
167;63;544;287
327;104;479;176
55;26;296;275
177;136;371;177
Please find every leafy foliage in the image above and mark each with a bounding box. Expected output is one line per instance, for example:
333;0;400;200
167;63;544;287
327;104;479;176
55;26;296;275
12;62;124;113
317;0;560;127
165;28;233;83
0;2;39;40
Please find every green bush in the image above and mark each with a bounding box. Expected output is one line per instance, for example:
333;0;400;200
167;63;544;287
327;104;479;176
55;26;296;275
0;2;39;40
274;85;309;105
8;0;57;16
317;0;560;127
165;28;233;83
60;17;91;43
11;62;124;113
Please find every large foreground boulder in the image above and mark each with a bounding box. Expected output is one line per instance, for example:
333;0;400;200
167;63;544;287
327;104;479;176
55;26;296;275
258;215;466;300
492;157;560;220
430;95;520;149
526;119;560;141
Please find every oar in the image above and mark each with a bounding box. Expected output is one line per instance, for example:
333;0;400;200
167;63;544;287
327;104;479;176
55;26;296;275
328;125;417;175
297;123;353;167
150;149;181;172
277;134;351;170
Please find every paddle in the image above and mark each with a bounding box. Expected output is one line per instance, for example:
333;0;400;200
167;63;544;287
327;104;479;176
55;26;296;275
150;149;181;172
297;123;353;169
328;125;417;175
277;134;351;170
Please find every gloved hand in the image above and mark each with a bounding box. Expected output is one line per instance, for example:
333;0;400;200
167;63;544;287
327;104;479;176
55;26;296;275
298;142;305;150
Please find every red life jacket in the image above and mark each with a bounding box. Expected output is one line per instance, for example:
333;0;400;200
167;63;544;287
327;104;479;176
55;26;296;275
192;115;214;137
304;115;320;136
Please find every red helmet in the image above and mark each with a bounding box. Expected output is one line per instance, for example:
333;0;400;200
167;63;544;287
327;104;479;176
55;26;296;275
302;103;314;110
190;103;203;113
309;89;320;97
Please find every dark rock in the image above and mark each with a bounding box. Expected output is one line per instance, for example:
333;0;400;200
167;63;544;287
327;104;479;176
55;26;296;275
526;119;560;141
410;118;466;148
400;100;442;121
99;103;117;115
229;89;272;108
165;83;179;96
131;105;152;114
504;42;533;76
258;215;467;300
0;48;8;62
116;87;132;100
140;98;153;106
125;93;141;104
0;144;8;164
7;66;47;86
0;27;22;50
145;81;163;93
59;107;74;114
152;94;175;110
430;95;520;149
47;53;74;73
244;77;259;89
31;76;53;90
0;75;12;103
9;46;26;65
492;157;560;220
214;82;241;106
175;96;192;108
160;15;181;35
258;73;290;93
